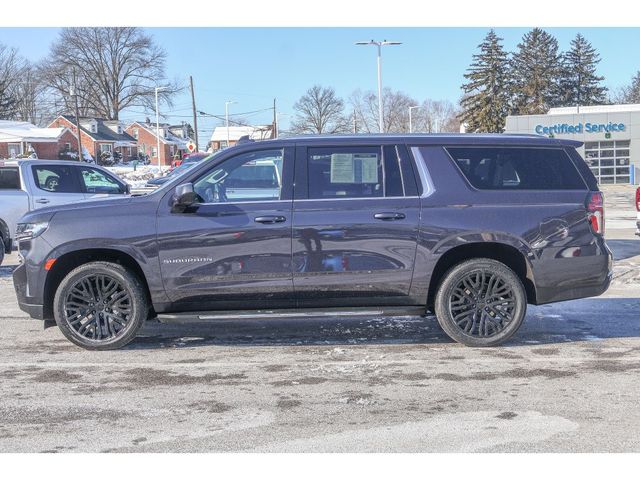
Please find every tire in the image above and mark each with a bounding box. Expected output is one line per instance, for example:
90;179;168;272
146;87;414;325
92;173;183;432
434;258;527;347
53;261;149;350
0;236;4;267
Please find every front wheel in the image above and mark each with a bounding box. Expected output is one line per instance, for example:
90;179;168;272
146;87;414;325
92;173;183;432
53;262;149;350
434;258;527;347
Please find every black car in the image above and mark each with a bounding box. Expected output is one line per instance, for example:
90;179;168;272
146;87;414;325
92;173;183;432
13;134;612;350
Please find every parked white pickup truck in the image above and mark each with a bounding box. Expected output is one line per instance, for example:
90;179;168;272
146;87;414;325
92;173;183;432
0;159;130;265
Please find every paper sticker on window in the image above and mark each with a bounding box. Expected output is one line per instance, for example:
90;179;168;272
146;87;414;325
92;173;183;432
358;155;379;183
330;154;355;183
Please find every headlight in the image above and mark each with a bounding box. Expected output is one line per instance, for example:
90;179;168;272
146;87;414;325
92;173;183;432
16;222;49;241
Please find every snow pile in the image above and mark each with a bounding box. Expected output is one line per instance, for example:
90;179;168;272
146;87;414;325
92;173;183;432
106;165;169;189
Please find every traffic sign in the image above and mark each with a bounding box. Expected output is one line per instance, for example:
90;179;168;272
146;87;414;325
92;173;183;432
186;141;196;153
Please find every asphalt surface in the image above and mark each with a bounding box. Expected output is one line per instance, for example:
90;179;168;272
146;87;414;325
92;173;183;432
0;186;638;452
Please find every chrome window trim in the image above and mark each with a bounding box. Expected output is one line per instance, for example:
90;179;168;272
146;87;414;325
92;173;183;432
410;146;435;198
294;196;420;203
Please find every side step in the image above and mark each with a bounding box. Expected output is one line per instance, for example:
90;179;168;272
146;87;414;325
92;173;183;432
157;306;427;323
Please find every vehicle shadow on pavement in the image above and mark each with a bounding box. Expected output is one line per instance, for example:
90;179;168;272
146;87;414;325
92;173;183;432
0;266;14;278
607;239;640;261
128;297;640;350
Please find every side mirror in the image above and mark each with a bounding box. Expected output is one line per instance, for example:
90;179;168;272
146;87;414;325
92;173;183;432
171;182;198;212
123;184;131;195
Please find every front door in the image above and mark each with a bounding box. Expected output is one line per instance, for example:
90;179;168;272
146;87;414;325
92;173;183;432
156;147;295;311
292;144;421;306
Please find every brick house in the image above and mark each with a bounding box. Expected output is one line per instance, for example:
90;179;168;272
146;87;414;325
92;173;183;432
0;120;79;160
125;121;192;166
208;125;273;152
48;115;138;162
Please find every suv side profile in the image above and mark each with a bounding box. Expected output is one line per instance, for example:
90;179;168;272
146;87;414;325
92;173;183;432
13;134;612;350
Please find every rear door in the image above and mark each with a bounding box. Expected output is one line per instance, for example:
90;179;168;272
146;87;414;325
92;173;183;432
292;143;421;306
27;163;86;210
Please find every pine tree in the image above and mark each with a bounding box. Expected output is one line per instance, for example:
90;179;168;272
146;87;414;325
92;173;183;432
459;30;511;133
560;33;607;106
510;28;562;114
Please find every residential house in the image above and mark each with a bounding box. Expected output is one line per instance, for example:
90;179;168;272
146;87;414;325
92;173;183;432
208;125;274;151
48;115;138;162
0;120;79;160
126;121;192;166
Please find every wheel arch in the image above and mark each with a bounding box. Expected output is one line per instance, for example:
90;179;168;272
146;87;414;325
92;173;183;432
0;218;10;252
426;241;537;309
43;248;153;320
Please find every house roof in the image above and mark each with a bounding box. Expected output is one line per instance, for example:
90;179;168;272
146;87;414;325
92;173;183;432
128;121;191;148
0;120;68;143
57;115;137;145
210;125;273;142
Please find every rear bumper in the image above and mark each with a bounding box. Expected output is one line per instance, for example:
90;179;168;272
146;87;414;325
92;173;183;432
533;238;613;304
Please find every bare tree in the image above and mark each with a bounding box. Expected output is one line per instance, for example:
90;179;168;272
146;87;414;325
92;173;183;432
412;99;461;133
40;27;179;120
290;85;349;134
0;44;22;119
349;88;418;133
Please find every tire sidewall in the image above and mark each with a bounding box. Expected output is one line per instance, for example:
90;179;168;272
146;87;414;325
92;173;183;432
434;259;527;347
53;262;148;350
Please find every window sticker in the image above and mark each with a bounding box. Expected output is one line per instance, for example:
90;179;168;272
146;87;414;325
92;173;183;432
359;154;379;183
330;154;355;183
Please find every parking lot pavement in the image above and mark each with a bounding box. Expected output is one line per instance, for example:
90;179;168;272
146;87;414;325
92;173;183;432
1;188;639;453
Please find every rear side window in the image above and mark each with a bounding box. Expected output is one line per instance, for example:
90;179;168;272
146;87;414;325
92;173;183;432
31;165;81;193
307;146;405;199
446;147;586;190
0;167;20;189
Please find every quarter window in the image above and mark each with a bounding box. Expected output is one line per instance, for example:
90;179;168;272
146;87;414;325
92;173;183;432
446;147;585;190
193;149;283;203
307;146;404;199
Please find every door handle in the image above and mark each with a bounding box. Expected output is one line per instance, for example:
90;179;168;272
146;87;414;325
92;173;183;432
374;212;405;221
254;215;286;224
35;198;50;204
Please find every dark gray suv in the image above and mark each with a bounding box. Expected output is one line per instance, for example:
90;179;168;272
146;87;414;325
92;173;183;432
13;134;612;350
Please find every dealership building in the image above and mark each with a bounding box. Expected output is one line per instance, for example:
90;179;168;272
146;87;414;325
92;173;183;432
505;104;640;185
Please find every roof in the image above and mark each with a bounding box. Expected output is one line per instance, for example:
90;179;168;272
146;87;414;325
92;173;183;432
548;103;640;115
210;125;273;142
128;121;191;148
0;120;68;143
221;133;583;149
58;115;137;145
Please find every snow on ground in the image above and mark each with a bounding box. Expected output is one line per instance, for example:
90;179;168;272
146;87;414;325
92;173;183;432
106;165;170;189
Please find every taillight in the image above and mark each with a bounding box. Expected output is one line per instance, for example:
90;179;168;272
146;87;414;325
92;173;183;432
636;187;640;211
586;191;605;236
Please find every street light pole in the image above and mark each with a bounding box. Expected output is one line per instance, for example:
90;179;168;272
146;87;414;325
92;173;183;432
409;105;420;133
155;86;168;168
225;101;236;148
356;39;402;133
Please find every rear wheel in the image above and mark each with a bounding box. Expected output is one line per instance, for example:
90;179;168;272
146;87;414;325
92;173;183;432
0;236;5;266
53;262;148;350
434;258;527;347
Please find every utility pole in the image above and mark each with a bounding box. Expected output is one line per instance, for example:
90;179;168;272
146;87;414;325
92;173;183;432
71;69;83;161
273;98;277;139
353;110;357;133
189;76;199;151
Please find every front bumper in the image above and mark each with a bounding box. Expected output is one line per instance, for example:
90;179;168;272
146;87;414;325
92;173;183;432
12;256;46;320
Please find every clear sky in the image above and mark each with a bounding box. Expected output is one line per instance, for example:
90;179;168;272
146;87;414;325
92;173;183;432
1;27;639;141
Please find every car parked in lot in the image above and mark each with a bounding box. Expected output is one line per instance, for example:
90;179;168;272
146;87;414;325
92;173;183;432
0;159;129;266
636;186;640;237
13;134;612;350
147;153;210;188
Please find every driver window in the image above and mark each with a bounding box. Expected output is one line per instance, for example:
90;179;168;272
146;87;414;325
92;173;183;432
193;149;283;203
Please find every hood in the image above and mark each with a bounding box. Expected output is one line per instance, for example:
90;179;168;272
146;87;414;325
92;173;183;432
24;196;135;220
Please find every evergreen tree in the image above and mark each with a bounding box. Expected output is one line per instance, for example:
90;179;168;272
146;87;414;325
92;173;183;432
560;33;607;106
510;28;562;114
459;30;511;133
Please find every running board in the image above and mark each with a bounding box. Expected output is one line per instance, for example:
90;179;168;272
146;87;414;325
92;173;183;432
157;306;426;323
